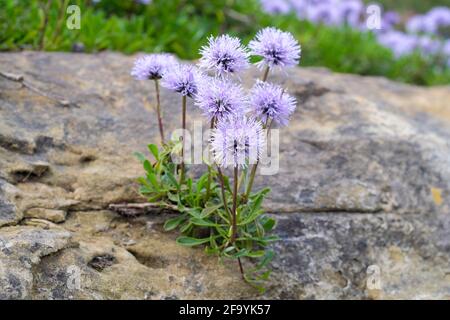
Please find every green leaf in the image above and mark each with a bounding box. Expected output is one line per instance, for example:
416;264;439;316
143;159;154;174
134;152;146;163
137;176;150;187
165;170;180;190
167;192;179;203
257;250;274;270
246;250;266;258
186;208;202;219
200;204;222;218
190;218;222;227
148;144;159;160
164;215;185;231
262;217;276;232
176;236;212;247
146;172;159;190
180;222;193;234
239;208;264;226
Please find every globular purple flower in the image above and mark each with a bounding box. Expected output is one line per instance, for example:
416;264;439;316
199;35;250;77
307;2;340;26
377;31;418;57
417;36;441;56
250;81;297;126
131;54;176;80
337;0;364;28
443;40;450;56
426;7;450;32
260;0;291;15
249;27;301;69
381;11;400;31
290;0;308;19
406;14;435;34
211;116;265;168
195;78;247;121
161;64;202;98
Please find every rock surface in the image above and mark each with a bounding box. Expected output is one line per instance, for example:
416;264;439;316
0;51;449;299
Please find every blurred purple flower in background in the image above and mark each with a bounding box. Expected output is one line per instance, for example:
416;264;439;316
307;2;340;26
161;64;202;98
211;116;265;169
249;27;301;69
417;36;442;55
337;0;364;27
199;35;250;77
131;54;176;80
250;81;297;127
381;11;400;31
258;0;450;66
195;78;248;121
260;0;291;15
377;31;418;57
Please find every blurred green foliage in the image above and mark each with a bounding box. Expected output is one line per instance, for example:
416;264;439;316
0;0;449;85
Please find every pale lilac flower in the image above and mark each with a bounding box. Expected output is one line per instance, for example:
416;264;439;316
377;31;418;57
161;64;202;98
199;35;250;77
417;36;441;55
427;7;450;32
290;0;308;19
260;0;291;15
338;0;363;27
249;27;301;69
195;78;247;121
250;81;297;126
443;40;450;57
307;2;340;26
131;54;176;80
211;116;265;168
381;11;400;31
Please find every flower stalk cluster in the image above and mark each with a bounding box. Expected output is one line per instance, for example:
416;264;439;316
132;27;300;291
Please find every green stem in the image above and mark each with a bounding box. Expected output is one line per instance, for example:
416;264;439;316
205;119;215;202
244;118;273;201
238;257;245;279
179;95;187;184
38;0;53;50
217;166;230;218
154;79;165;145
231;166;238;243
244;164;258;201
262;66;270;82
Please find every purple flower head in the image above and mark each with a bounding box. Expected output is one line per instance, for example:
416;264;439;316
443;40;450;56
211;115;265;169
199;35;250;77
307;3;340;26
161;64;202;98
338;0;364;27
427;7;450;32
290;0;308;19
131;54;176;80
250;81;297;126
260;0;291;15
381;11;400;31
195;78;248;121
377;31;418;57
249;27;301;69
417;36;441;56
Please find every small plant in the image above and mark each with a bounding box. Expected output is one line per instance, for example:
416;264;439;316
132;27;300;292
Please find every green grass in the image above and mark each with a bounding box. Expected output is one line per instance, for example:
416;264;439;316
1;0;449;86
